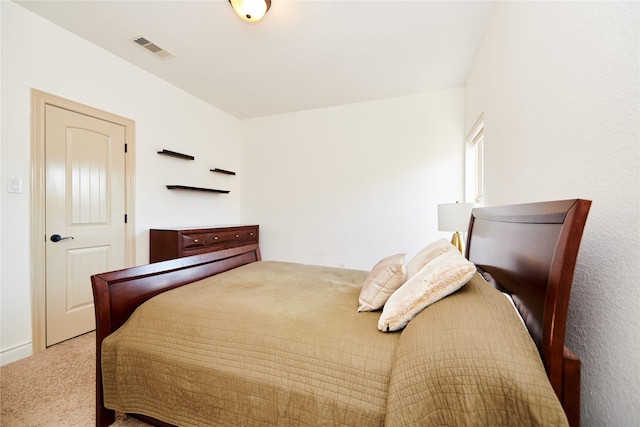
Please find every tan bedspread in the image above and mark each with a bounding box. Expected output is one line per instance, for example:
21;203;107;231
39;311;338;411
102;261;568;426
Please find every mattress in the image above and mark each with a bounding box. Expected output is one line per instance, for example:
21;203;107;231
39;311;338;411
101;261;568;426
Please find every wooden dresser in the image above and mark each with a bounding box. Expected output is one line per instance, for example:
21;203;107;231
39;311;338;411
149;225;259;263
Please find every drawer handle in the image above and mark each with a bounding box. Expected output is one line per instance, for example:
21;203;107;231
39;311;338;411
235;234;240;238
214;236;219;240
194;239;199;243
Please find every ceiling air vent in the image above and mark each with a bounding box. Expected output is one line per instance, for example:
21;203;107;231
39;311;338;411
131;35;174;59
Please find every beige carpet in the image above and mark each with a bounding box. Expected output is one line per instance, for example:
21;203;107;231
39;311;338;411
0;331;149;426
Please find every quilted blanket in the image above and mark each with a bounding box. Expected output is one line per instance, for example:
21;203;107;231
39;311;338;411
101;261;568;426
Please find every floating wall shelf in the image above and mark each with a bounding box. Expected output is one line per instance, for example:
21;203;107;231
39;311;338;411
157;149;195;160
166;185;230;194
210;168;236;175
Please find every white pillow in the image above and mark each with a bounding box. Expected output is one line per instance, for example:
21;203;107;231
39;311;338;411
406;238;456;279
357;253;407;312
378;249;476;332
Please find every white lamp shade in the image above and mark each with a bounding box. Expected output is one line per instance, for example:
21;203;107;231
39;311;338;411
438;203;475;232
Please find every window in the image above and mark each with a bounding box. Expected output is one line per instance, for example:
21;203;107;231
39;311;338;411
465;114;484;203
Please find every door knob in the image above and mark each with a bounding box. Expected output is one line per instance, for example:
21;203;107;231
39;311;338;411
50;234;74;242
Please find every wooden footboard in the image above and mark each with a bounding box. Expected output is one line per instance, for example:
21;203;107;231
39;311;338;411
91;244;261;427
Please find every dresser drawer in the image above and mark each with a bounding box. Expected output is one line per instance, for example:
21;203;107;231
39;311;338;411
243;228;258;241
206;230;243;245
181;233;206;249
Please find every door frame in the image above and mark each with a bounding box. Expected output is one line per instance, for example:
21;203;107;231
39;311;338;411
30;89;136;352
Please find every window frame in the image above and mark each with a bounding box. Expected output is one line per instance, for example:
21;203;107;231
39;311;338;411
466;114;485;203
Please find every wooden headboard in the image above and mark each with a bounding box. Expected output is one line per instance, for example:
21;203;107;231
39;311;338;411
465;199;591;427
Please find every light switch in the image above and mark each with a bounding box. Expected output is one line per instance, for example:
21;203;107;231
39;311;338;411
7;176;23;194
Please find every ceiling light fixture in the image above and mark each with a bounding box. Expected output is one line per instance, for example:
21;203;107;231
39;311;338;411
229;0;271;22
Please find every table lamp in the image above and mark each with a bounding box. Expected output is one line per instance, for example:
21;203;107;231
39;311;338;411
438;202;475;253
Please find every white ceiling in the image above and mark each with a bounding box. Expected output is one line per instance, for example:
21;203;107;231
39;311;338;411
15;0;494;119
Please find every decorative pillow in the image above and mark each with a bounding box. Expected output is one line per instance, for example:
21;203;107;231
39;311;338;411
378;249;476;332
405;238;456;279
357;253;407;312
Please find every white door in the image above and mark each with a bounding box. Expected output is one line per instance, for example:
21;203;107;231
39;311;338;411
45;105;126;346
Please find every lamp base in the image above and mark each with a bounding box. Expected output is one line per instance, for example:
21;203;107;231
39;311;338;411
450;231;464;253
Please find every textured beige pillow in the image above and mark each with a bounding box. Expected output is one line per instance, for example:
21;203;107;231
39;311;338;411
406;238;456;278
378;250;476;331
358;253;407;312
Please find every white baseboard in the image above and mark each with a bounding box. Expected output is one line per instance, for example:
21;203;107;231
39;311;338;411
0;341;33;366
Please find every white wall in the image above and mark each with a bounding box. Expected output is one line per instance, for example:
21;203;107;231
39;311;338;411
465;2;639;425
0;2;243;364
241;89;465;271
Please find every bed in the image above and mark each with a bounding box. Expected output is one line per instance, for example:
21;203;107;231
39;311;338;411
91;198;591;427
